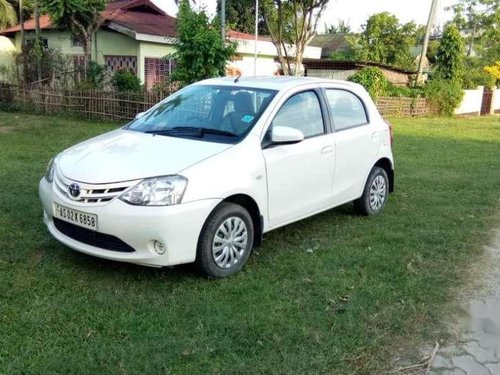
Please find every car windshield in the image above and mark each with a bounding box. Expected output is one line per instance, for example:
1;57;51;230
126;85;277;143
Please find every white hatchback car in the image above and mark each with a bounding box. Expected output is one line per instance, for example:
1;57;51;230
39;77;394;277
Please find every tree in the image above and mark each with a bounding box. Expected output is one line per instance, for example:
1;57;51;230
483;61;500;85
0;0;17;30
172;0;236;86
262;0;330;76
434;23;465;83
349;12;418;69
44;0;105;71
450;0;500;58
217;0;266;34
324;19;351;34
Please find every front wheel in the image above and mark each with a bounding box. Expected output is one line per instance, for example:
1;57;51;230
196;202;254;278
354;167;389;216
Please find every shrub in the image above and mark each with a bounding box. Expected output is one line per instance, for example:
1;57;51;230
347;67;389;100
111;69;141;92
15;45;71;87
77;61;107;90
424;78;464;116
386;84;424;98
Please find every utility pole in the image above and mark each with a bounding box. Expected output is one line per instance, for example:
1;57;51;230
254;0;259;76
416;0;439;85
221;0;226;40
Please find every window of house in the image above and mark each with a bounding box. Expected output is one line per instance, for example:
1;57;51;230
71;35;83;47
72;55;86;83
25;38;48;49
104;56;138;75
144;57;176;90
271;91;325;138
325;90;368;131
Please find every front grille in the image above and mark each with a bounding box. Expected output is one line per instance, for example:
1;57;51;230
54;218;135;253
54;169;137;204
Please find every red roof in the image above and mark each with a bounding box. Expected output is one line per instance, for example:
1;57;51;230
1;0;176;38
226;30;271;42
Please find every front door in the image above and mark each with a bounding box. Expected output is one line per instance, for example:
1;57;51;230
263;90;335;228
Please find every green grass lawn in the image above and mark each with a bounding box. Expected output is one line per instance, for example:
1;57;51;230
0;112;499;374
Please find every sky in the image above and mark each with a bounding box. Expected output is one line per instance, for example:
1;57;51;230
152;0;458;32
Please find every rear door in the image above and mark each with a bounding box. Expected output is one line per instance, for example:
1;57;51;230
323;89;381;205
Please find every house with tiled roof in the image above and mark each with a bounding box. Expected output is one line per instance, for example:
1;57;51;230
0;0;322;88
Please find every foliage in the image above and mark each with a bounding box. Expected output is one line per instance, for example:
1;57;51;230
483;61;500;85
43;0;105;69
424;78;464;116
426;39;441;65
324;19;351;34
262;0;330;76
1;112;500;374
172;0;236;86
386;84;424;98
447;0;499;89
450;0;500;58
461;57;496;88
216;0;266;34
111;69;141;92
77;61;107;90
15;44;71;87
0;0;17;30
347;67;390;100
6;0;34;25
434;23;465;84
329;49;356;61
349;12;419;70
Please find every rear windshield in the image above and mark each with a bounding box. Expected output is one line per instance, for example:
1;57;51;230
126;85;277;143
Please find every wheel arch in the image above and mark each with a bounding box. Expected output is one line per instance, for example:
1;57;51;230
374;158;394;193
221;194;263;248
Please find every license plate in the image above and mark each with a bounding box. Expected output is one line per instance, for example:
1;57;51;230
53;203;98;231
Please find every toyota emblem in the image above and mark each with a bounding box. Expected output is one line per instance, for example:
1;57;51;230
68;183;81;199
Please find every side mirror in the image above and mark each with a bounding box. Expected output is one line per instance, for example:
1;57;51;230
135;111;147;119
271;126;304;144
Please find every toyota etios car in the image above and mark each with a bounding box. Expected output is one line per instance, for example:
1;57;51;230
39;77;394;278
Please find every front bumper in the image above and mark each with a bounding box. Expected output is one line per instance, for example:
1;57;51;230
39;177;221;267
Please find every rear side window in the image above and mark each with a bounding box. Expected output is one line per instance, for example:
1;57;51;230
325;90;368;131
271;91;324;138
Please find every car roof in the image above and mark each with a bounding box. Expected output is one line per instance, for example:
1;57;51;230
197;76;359;91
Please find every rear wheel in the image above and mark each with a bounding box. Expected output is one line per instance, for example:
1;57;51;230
196;202;254;278
354;167;389;216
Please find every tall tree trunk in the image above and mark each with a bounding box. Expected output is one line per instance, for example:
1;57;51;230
19;0;25;47
82;34;92;76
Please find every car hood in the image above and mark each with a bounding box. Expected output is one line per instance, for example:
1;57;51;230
58;129;233;183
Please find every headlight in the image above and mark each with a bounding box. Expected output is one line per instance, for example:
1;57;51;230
45;158;56;183
119;176;188;206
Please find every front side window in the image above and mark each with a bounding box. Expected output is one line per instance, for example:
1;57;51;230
271;91;324;138
325;90;368;130
127;85;277;143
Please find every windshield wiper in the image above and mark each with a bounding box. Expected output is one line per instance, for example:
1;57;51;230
145;127;236;137
145;127;202;137
198;128;237;137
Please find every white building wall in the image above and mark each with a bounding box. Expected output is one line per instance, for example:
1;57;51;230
455;86;484;115
490;87;500;114
0;36;16;67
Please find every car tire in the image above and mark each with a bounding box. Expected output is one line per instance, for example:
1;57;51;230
354;166;389;216
196;202;254;278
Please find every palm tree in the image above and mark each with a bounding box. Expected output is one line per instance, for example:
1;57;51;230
0;0;17;31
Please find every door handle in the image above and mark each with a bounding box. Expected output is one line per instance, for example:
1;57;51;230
321;146;334;155
371;132;380;141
